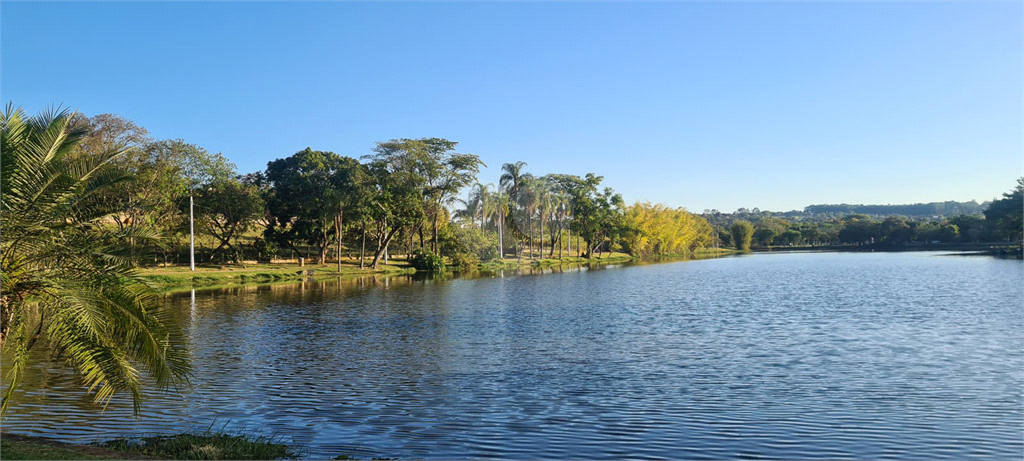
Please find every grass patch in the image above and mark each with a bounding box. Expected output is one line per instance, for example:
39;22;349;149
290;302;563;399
138;260;415;293
1;437;109;460
96;430;299;460
0;433;146;460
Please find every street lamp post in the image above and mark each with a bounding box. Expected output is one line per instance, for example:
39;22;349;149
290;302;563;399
190;193;195;271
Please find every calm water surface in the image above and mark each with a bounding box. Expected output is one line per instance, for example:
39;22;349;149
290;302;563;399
3;252;1022;459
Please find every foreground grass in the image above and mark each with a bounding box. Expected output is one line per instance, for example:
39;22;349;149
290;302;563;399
1;433;142;460
2;431;300;460
96;432;298;460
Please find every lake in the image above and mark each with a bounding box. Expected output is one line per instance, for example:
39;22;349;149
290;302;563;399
2;251;1022;459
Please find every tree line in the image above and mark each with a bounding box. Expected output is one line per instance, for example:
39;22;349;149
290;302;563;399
803;201;987;217
709;180;1023;251
38;111;718;272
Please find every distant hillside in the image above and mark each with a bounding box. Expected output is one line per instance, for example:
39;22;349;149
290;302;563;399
803;200;987;217
701;200;990;228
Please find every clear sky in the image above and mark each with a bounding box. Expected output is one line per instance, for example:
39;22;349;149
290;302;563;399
3;2;1021;212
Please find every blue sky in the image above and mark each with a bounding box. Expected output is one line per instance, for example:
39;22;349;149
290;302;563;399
3;2;1021;212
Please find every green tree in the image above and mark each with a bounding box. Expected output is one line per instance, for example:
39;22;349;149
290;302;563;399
752;228;778;248
715;225;733;248
878;216;912;245
731;220;754;251
1;105;189;414
70;113;152;163
369;138;482;253
192;176;265;263
85;134;233;264
777;229;803;246
755;216;790;236
264;148;364;264
948;214;988;242
362;141;431;268
564;174;625;258
500;161;529;259
983;178;1024;242
420;139;484;252
838;214;880;244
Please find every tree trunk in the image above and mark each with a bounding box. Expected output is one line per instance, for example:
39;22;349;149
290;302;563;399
528;214;533;259
432;204;440;253
320;219;329;265
342;210;350;274
371;221;401;269
539;215;544;260
557;222;562;259
360;222;367;269
567;226;571;257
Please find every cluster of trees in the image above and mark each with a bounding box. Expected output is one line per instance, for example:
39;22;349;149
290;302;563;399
803;201;987;217
455;164;720;264
32;111;716;272
251;139;485;270
711;180;1023;250
705;199;991;223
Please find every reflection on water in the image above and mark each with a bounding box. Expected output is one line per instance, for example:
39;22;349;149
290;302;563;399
2;252;1022;460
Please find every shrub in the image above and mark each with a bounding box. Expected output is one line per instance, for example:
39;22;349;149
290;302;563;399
449;252;480;270
438;223;499;260
410;247;446;272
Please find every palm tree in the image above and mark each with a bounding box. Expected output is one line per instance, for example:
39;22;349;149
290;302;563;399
1;105;190;415
493;190;509;259
551;190;569;258
518;175;540;259
499;161;527;199
469;182;490;231
534;180;552;260
500;162;529;260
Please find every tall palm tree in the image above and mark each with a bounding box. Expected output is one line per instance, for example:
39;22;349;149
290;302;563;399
534;180;552;260
551;191;569;258
470;182;490;231
1;105;190;415
518;175;540;259
500;162;530;260
499;161;527;200
493;190;509;259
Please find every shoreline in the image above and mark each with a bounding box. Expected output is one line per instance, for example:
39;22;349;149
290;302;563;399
139;248;740;293
137;243;1020;294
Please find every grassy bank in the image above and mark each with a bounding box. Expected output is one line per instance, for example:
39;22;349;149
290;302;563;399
138;259;416;293
140;248;743;292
